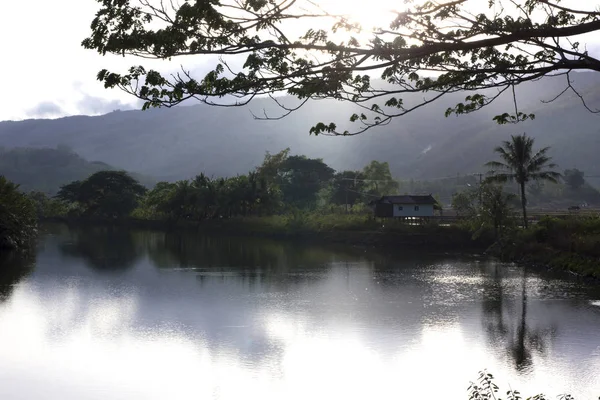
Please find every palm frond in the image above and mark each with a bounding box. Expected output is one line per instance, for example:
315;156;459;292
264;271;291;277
530;171;562;184
493;147;516;165
485;161;510;170
484;173;514;184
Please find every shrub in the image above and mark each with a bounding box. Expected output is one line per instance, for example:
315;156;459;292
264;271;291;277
0;176;37;250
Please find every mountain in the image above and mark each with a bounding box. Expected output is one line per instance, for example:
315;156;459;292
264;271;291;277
1;72;600;186
0;147;154;194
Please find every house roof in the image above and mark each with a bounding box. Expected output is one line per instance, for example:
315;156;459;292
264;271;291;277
376;195;438;205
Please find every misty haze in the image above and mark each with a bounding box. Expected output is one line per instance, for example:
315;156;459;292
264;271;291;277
1;1;600;399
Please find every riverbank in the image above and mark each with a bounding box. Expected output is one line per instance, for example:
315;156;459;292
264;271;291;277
44;214;600;279
490;216;600;280
44;214;493;252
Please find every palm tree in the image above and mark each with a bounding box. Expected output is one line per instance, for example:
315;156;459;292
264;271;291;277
485;134;560;228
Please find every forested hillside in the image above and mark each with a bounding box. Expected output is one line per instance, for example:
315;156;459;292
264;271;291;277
0;147;153;194
1;72;599;184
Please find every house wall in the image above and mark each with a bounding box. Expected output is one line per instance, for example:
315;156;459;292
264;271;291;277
391;204;434;217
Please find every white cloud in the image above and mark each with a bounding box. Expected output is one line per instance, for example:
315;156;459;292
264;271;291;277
76;94;142;115
25;101;65;119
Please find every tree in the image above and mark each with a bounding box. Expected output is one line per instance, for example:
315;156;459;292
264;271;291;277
480;184;517;239
57;171;147;218
563;168;585;190
278;155;335;208
56;180;83;204
28;191;68;218
0;176;37;250
452;184;516;239
362;161;399;197
83;1;600;135
485;134;560;228
329;170;367;209
452;190;478;218
256;149;291;182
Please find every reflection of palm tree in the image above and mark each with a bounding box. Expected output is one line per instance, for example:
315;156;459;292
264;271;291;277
485;134;560;228
481;266;556;374
512;269;531;371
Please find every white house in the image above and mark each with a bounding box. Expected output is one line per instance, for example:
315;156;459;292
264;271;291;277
372;195;438;218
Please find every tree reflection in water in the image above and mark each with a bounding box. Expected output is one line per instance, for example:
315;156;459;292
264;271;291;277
481;265;557;373
146;232;373;290
58;226;142;272
0;252;35;302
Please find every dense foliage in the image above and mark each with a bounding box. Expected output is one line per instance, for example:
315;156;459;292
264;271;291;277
452;183;518;240
28;191;69;219
83;0;600;134
131;150;400;220
56;171;147;218
0;176;37;250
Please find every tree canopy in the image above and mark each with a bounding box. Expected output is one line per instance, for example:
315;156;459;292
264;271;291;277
362;160;399;196
56;171;147;218
83;0;600;135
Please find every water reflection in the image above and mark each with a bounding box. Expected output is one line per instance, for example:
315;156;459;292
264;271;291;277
0;252;34;301
0;225;598;400
480;266;557;374
58;227;142;272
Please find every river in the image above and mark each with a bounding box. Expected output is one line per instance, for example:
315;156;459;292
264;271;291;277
0;224;599;399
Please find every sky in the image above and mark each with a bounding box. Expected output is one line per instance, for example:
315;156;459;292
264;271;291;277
1;0;599;122
0;0;208;121
0;1;146;121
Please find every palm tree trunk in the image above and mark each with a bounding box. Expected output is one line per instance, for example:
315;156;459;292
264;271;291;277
520;182;528;229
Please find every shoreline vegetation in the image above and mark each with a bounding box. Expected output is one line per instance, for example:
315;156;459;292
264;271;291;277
44;212;600;280
3;137;600;280
44;214;490;250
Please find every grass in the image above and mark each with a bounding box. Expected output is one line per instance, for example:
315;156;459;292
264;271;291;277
503;215;600;279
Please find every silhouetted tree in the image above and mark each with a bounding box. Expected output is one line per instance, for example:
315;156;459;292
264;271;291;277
84;0;600;135
362;161;399;197
329;171;367;207
0;176;37;250
452;184;516;239
278;155;335;208
485;134;560;228
57;171;147;218
480;184;517;239
563;168;585;191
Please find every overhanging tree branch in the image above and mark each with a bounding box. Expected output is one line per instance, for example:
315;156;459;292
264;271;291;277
82;0;600;135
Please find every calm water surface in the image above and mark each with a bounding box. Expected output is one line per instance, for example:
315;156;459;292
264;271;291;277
0;224;599;399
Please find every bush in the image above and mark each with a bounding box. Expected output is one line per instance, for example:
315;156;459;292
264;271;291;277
532;216;600;257
0;176;37;250
27;191;68;218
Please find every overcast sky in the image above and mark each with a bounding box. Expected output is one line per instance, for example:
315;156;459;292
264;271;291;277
1;0;599;122
0;0;213;122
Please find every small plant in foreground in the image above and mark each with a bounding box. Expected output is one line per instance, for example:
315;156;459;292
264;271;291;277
468;371;581;400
